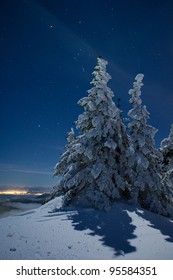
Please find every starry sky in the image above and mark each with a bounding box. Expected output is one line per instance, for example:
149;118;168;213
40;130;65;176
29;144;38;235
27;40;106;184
0;0;173;190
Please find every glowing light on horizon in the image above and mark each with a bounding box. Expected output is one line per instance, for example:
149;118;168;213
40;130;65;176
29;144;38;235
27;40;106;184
0;190;45;196
0;190;28;195
33;193;45;196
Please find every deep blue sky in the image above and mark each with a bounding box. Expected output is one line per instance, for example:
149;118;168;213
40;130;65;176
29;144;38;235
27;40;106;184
0;0;173;190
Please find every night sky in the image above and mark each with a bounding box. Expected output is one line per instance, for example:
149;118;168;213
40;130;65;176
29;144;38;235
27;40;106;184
0;0;173;190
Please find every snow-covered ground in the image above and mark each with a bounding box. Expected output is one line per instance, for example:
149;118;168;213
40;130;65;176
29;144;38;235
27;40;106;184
0;197;173;260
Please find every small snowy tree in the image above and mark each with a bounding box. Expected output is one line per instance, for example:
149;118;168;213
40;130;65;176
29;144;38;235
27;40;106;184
161;124;173;171
51;128;77;198
52;57;130;210
127;74;170;216
160;124;173;210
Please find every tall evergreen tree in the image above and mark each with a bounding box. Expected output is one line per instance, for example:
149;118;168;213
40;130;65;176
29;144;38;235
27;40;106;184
127;74;169;215
52;57;130;210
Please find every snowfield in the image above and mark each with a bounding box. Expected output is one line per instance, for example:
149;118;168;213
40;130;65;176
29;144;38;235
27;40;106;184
0;197;173;260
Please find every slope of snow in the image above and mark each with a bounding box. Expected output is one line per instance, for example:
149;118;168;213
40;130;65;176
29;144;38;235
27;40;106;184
0;197;173;260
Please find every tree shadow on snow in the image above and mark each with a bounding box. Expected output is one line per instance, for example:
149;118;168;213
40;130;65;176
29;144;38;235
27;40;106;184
135;209;173;243
52;203;137;257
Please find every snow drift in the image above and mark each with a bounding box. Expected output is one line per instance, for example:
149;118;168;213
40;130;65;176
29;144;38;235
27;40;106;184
0;197;173;260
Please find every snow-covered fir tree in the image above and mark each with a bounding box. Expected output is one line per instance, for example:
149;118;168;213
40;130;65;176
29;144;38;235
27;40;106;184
52;127;75;194
127;74;171;216
52;57;130;210
160;124;173;204
161;124;173;172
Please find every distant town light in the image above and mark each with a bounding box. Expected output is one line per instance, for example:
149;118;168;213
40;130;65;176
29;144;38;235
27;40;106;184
0;190;28;195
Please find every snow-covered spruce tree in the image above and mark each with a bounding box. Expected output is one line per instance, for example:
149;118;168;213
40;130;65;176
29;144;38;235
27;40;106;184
127;74;171;216
161;124;173;172
52;57;130;210
160;124;173;207
51;128;76;198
